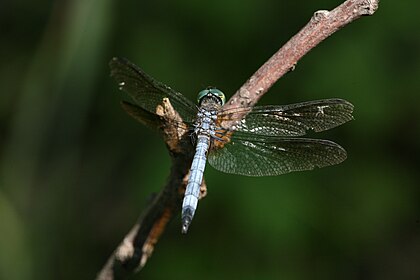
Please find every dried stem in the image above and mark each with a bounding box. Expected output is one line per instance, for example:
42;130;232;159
96;0;379;279
222;0;378;126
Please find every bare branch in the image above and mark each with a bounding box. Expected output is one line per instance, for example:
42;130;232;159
97;100;202;279
222;0;379;127
97;0;379;278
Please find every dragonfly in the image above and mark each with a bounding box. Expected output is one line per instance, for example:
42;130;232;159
109;57;354;233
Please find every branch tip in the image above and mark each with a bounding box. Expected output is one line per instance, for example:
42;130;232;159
357;0;379;16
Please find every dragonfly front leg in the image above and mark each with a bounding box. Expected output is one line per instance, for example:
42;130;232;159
209;127;233;151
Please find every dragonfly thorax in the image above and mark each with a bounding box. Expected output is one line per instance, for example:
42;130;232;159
193;104;220;138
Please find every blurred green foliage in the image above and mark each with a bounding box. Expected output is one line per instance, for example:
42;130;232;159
1;0;419;279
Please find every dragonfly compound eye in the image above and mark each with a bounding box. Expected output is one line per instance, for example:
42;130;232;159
197;88;226;105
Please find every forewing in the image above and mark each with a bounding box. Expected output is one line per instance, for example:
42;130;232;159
109;57;197;122
121;101;163;131
208;136;347;176
218;98;353;137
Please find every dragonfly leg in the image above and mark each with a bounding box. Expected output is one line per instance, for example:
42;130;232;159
212;128;230;141
210;129;232;150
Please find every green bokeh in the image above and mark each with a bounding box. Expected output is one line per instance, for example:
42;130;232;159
1;0;419;279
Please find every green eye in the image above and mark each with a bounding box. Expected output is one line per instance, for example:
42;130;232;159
197;89;209;103
197;88;226;105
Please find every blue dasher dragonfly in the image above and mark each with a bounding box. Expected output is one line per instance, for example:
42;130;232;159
109;57;353;233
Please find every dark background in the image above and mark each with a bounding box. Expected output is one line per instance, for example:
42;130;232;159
1;0;419;279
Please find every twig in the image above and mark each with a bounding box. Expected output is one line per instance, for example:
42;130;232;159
222;0;378;126
96;0;379;279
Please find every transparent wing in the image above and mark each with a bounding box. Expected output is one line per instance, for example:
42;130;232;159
121;100;192;137
120;101;164;132
109;57;197;122
208;136;347;176
217;99;353;137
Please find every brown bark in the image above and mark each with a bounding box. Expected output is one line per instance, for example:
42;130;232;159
97;1;379;279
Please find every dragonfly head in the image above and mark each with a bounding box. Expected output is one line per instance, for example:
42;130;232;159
197;87;226;106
